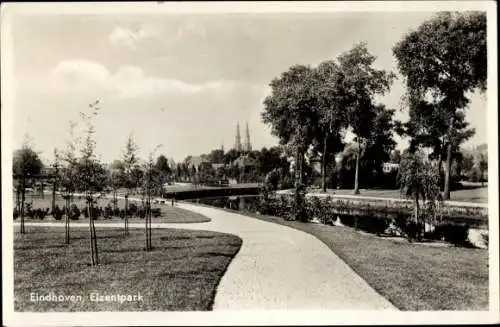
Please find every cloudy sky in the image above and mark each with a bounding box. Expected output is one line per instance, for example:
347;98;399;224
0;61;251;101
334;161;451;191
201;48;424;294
10;10;487;164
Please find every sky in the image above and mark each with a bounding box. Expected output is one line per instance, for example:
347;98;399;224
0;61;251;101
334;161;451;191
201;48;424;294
10;11;488;164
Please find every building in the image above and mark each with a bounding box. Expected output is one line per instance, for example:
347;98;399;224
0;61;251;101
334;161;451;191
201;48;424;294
234;122;252;153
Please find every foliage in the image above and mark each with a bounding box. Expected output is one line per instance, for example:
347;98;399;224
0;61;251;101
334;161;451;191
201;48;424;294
398;151;442;240
393;11;487;199
69;204;80;220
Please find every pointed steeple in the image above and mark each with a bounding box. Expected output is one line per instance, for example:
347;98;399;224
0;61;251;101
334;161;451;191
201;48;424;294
234;122;242;152
244;122;252;152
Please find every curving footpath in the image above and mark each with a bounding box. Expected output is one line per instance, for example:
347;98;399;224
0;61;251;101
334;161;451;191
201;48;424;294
17;202;397;310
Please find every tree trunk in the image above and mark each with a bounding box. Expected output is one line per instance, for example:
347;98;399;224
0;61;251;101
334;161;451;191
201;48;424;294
88;201;95;265
353;140;361;195
65;197;70;244
88;199;99;265
443;116;454;200
16;187;20;213
51;181;57;213
322;133;328;193
124;194;129;235
20;178;26;234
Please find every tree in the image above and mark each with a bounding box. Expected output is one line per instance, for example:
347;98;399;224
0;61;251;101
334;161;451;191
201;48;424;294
398;151;441;242
75;100;106;265
338;42;395;194
393;11;487;200
108;160;123;212
143;145;163;251
389;149;402;164
120;133;140;235
60;121;79;244
155;154;171;194
313;60;349;192
12;142;43;234
50;149;62;214
262;64;320;221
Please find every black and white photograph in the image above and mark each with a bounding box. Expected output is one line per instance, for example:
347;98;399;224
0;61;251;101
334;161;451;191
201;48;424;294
1;1;498;326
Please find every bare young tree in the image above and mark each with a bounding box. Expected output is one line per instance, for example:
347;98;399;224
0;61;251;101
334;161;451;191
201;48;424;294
76;100;105;266
60;121;79;244
143;145;163;251
120;134;140;235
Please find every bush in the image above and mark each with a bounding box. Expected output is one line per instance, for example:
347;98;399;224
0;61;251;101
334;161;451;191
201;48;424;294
113;208;121;217
128;202;138;216
69;204;80;220
405;221;425;242
104;204;113;219
357;214;390;235
13;207;19;220
53;205;63;220
119;209;125;219
433;223;471;247
151;208;162;217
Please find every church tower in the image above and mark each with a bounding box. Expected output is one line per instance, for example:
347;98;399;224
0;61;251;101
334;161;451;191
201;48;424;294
244;122;252;152
234;122;242;152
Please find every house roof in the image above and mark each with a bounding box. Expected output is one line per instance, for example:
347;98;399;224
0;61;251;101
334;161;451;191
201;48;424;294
232;155;259;168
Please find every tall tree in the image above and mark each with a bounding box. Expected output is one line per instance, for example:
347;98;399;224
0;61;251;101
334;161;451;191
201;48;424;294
393;11;487;200
313;60;349;192
12;142;43;234
262;64;319;220
338;43;395;194
155;154;170;195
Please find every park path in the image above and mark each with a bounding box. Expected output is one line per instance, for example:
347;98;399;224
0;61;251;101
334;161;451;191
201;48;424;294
18;202;397;310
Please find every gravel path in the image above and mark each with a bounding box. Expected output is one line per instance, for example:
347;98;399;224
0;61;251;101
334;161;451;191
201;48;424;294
16;202;397;310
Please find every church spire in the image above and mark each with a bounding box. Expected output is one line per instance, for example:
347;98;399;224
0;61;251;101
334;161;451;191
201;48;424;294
234;122;242;152
244;122;252;152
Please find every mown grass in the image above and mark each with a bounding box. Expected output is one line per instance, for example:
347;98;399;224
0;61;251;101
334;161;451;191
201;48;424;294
193;203;489;311
14;226;242;311
310;186;488;203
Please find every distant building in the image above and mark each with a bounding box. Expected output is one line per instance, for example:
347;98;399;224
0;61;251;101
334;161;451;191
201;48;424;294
234;122;252;153
382;162;399;174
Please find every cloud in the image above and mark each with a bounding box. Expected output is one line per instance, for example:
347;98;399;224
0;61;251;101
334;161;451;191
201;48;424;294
108;25;161;49
25;59;236;99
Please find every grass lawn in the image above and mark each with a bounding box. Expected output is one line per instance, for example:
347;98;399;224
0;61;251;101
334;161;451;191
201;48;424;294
192;203;489;311
18;195;210;224
14;226;242;311
310;186;488;203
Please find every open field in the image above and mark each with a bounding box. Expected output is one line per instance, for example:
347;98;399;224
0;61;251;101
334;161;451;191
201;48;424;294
190;202;489;311
17;195;210;224
14;226;242;311
308;186;488;204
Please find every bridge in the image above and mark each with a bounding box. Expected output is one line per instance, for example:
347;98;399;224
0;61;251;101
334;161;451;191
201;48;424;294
163;183;261;200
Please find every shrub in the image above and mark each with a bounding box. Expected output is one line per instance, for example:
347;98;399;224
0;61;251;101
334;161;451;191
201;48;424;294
433;223;471;247
13;207;19;220
119;209;125;219
113;207;121;217
138;208;146;219
405;221;425;242
128;202;138;216
357;214;390;235
53;205;63;220
104;204;113;219
151;208;162;218
69;204;80;220
82;206;89;218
